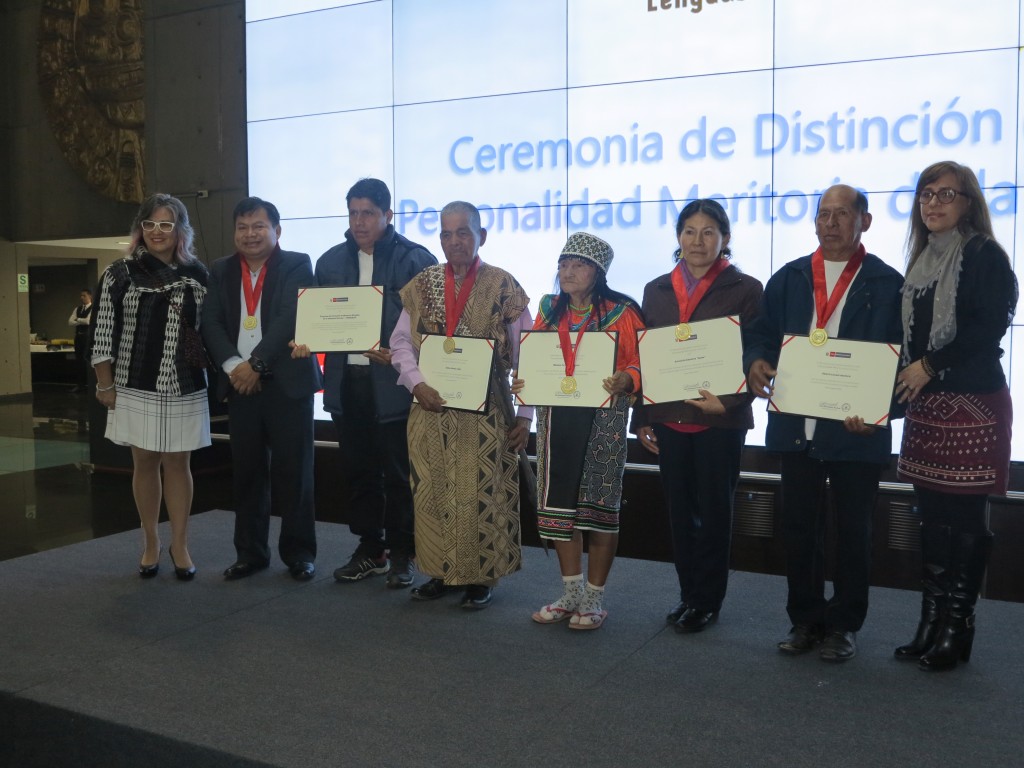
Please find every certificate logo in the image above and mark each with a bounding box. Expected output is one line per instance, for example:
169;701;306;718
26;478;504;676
827;351;852;359
331;297;349;302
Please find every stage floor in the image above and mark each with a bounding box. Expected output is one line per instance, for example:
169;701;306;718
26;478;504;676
2;510;1023;767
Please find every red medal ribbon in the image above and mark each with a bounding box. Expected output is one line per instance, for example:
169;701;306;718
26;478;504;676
557;303;594;378
240;255;268;319
670;257;729;323
811;243;865;330
444;256;481;337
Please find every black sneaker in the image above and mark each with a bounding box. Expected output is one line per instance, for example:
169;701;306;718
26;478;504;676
386;556;415;589
333;551;389;582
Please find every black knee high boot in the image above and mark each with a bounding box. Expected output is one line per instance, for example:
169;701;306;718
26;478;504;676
919;531;994;672
894;523;950;660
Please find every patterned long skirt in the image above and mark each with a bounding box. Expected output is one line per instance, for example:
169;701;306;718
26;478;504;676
898;387;1012;495
535;397;630;540
407;404;522;585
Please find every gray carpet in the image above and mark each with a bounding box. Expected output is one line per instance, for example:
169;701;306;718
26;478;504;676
1;510;1022;767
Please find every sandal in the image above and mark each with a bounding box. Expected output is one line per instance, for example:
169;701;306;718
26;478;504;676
568;609;608;630
532;603;576;624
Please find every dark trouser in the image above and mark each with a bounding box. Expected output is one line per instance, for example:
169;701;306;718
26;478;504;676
228;380;317;566
332;367;413;557
780;448;882;633
652;424;745;613
74;335;89;387
914;487;989;535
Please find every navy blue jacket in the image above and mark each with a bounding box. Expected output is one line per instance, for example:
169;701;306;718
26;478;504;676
743;251;904;464
316;225;437;423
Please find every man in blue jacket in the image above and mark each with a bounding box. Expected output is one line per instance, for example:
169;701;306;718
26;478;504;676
744;184;903;662
317;179;437;588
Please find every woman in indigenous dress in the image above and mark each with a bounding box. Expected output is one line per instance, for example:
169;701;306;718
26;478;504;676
894;161;1016;671
516;232;644;630
632;199;763;633
92;193;210;580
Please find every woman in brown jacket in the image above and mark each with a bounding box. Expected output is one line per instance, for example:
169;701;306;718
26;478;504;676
632;198;763;633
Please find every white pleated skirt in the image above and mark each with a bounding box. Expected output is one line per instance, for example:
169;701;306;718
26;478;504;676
104;386;211;453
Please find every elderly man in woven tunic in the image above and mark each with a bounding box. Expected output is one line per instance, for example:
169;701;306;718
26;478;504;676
390;201;532;610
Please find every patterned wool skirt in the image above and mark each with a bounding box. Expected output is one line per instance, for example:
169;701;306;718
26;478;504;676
898;387;1012;495
104;386;211;453
536;397;630;540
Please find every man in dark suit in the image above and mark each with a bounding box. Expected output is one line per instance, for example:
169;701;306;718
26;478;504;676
202;197;323;581
744;184;903;662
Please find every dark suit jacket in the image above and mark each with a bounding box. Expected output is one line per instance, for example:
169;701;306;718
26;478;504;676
742;251;904;464
202;247;323;401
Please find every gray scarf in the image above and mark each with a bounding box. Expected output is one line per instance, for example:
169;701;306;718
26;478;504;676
900;228;965;369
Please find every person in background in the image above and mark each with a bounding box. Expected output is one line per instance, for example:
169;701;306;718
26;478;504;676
390;200;532;610
91;194;209;580
893;161;1016;672
516;232;644;631
68;288;92;392
632;199;763;633
202;197;322;582
744;184;903;662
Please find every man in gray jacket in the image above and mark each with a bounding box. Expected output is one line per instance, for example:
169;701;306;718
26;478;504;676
317;178;436;588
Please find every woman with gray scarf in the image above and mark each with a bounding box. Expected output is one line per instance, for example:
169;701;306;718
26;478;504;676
893;161;1017;672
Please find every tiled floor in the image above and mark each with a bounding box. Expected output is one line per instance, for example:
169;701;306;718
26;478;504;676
0;384;232;563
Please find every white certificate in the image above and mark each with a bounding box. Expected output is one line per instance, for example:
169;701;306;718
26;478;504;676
515;330;619;408
638;315;747;405
769;335;901;426
294;285;384;353
417;334;495;413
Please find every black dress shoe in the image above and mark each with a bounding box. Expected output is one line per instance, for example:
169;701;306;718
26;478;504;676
411;577;452;601
777;624;824;655
169;546;196;581
820;630;857;662
289;561;315;581
223;561;268;581
666;601;689;625
674;608;718;634
460;584;493;610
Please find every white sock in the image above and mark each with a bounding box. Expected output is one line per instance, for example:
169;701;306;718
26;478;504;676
579;581;605;614
538;574;584;619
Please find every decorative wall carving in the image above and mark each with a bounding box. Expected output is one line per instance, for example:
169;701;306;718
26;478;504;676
37;0;145;203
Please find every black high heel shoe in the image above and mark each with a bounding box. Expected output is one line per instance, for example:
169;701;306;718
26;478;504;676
139;548;161;579
169;546;196;581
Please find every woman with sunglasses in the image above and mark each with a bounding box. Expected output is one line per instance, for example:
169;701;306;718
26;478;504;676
894;161;1017;671
91;193;210;580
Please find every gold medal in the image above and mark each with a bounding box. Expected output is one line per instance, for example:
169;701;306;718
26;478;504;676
809;328;828;347
674;322;692;341
560;376;577;394
443;336;456;354
243;315;258;331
